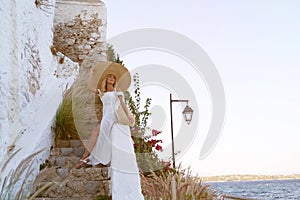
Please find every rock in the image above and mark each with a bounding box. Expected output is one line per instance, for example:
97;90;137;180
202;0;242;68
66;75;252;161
55;140;70;148
50;148;61;156
70;140;82;148
90;32;99;38
56;167;69;179
60;148;73;156
73;147;85;157
66;38;76;46
55;157;66;167
84;45;91;50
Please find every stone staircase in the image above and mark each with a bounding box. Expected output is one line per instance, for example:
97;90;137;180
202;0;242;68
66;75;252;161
31;139;111;200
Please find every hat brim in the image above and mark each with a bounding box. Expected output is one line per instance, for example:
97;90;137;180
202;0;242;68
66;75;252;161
88;61;131;92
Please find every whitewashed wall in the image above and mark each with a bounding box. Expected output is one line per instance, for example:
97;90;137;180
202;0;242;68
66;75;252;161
0;0;55;160
0;0;79;187
0;1;107;192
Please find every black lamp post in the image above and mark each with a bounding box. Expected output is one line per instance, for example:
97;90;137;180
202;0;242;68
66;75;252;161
170;93;194;168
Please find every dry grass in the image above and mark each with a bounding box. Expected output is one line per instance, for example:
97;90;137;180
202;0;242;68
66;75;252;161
0;149;44;200
51;73;102;142
141;165;218;200
51;88;80;141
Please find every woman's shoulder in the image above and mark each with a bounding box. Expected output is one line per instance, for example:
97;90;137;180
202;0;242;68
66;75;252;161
115;88;124;96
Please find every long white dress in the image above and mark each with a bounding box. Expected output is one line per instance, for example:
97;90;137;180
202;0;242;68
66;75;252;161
87;91;144;200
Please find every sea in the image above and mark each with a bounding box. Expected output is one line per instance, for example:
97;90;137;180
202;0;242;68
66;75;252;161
207;179;300;200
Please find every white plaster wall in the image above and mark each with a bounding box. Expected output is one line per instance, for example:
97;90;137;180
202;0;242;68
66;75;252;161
0;0;79;189
0;0;56;158
0;0;107;193
0;0;12;161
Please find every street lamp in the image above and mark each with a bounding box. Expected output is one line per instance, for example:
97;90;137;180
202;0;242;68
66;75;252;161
170;93;194;168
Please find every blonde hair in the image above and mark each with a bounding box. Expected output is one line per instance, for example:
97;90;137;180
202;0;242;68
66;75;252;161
99;74;118;95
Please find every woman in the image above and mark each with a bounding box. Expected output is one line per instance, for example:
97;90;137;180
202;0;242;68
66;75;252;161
80;62;144;199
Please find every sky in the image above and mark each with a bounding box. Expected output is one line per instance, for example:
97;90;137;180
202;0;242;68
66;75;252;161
102;0;300;176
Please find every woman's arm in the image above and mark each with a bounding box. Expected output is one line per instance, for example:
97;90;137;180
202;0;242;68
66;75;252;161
87;87;98;94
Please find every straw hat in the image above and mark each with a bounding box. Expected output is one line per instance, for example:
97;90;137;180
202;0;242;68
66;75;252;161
87;61;131;92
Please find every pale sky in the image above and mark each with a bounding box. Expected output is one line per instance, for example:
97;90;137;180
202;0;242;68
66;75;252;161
102;0;300;176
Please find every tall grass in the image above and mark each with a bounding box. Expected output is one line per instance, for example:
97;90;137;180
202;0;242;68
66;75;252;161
141;165;218;200
51;89;79;140
51;72;102;142
0;149;44;200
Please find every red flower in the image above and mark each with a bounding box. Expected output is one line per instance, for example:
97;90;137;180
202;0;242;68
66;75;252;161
148;139;157;147
162;160;171;167
134;143;138;148
155;144;163;151
164;166;170;172
152;129;161;136
162;160;171;171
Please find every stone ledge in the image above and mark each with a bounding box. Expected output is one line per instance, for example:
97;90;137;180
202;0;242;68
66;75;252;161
69;167;111;180
37;180;110;198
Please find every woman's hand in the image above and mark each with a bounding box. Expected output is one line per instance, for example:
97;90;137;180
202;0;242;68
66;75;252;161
127;113;135;125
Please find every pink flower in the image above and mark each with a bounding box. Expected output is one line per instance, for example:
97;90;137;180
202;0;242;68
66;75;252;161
152;129;161;136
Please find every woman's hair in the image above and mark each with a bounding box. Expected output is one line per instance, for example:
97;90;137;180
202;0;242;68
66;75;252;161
99;74;118;94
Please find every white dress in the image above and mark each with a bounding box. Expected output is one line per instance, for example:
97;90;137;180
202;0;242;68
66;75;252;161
88;91;144;200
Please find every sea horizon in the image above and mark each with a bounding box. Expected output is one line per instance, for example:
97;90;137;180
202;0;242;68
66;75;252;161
201;173;300;183
208;179;300;199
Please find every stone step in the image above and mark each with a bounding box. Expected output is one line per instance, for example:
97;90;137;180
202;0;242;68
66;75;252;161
32;198;96;200
50;147;85;157
35;180;110;198
34;167;63;184
33;138;113;199
54;139;83;148
32;194;106;200
34;167;110;188
68;167;111;181
34;166;71;181
46;156;107;170
54;139;92;148
46;155;81;169
32;197;110;200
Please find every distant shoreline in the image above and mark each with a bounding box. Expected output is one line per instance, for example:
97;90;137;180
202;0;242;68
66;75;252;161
201;174;300;183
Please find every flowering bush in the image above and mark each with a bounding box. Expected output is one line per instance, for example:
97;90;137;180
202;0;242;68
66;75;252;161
125;73;173;176
129;126;169;175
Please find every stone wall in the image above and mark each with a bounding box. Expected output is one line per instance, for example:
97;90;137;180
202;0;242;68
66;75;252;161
53;0;107;67
53;0;107;138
